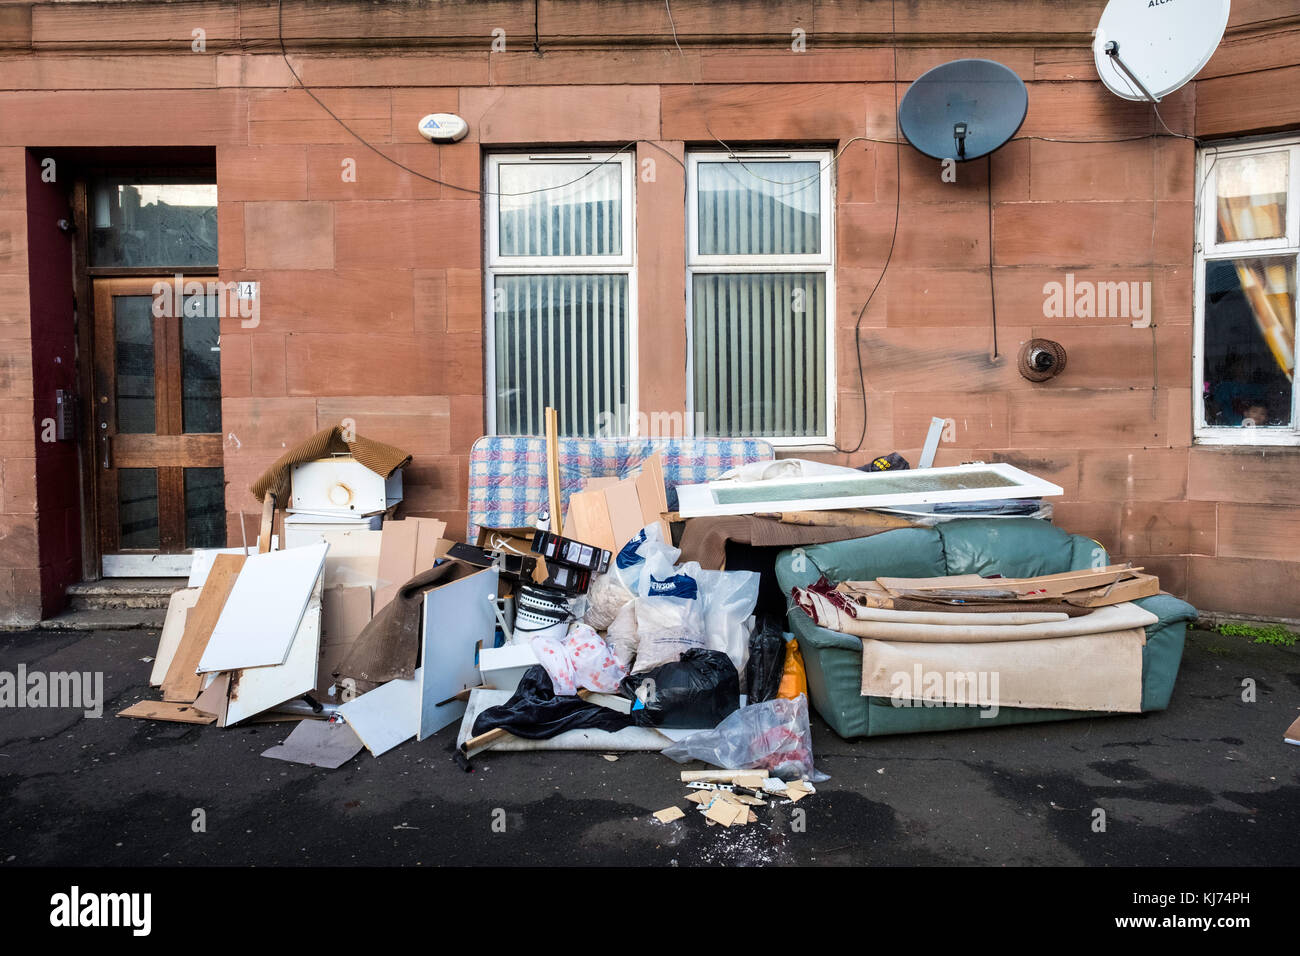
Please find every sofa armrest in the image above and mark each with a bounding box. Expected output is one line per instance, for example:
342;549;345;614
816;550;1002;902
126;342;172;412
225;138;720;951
1133;593;1198;632
786;603;863;652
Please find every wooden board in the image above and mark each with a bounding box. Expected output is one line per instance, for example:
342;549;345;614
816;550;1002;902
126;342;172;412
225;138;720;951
193;672;231;725
118;700;216;724
373;517;446;611
319;528;382;590
198;542;328;673
566;488;618;555
161;553;245;703
149;587;201;686
546;406;563;536
337;668;422;757
417;567;498;740
225;589;323;726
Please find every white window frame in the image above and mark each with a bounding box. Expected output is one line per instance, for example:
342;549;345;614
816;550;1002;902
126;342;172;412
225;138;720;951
685;149;836;448
1193;135;1300;446
483;151;638;436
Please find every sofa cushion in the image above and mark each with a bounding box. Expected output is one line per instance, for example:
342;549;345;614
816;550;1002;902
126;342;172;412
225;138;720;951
782;527;946;586
938;519;1077;578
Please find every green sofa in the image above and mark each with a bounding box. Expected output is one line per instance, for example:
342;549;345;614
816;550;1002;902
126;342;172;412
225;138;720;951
775;519;1198;739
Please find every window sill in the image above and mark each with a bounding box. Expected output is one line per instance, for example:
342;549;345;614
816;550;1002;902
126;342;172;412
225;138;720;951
1194;430;1300;447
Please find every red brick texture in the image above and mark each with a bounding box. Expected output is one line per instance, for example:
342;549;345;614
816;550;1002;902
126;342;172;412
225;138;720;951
0;1;1297;621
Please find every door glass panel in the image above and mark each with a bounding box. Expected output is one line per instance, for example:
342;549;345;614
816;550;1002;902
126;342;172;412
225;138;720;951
114;295;155;434
90;178;217;267
118;468;160;549
182;294;222;434
184;467;225;549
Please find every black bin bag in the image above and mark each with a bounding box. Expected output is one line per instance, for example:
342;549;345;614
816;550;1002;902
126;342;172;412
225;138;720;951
620;649;740;729
746;615;787;704
472;665;633;740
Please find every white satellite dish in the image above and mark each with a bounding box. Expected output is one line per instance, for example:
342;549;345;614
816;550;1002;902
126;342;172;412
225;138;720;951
1093;0;1231;102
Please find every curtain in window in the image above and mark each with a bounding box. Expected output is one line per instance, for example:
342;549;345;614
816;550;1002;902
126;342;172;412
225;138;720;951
692;272;826;437
498;163;622;257
696;161;821;256
1216;153;1295;381
493;274;629;437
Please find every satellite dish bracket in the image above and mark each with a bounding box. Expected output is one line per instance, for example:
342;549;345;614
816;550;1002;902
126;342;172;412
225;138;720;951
1103;40;1162;104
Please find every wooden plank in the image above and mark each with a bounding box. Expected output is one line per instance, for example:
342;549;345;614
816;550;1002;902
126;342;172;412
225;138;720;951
109;433;223;467
565;488;618;556
193;672;230;726
161;553;245;702
117;700;216;725
603;479;644;555
373;518;419;611
546;405;563;536
634;452;670;541
258;493;276;554
149;587;201;686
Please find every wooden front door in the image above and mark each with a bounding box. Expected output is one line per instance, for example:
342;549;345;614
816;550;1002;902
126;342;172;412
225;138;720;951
92;277;225;574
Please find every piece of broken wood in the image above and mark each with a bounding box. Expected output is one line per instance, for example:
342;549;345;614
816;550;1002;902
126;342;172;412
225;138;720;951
118;700;216;724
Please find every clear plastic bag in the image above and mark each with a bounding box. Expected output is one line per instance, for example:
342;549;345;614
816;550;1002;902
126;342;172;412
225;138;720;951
631;554;706;674
531;623;627;696
584;524;681;630
695;569;760;682
605;600;639;670
660;694;828;781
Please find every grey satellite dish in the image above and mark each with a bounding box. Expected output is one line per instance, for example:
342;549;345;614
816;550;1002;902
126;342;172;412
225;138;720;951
898;59;1029;162
1093;0;1231;102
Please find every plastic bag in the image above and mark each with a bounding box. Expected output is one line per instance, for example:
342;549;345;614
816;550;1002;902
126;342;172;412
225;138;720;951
746;616;787;703
620;648;739;729
661;694;828;781
584;524;680;630
776;638;807;700
472;665;633;740
631;554;706;674
605;599;639;670
696;568;760;682
531;623;627;696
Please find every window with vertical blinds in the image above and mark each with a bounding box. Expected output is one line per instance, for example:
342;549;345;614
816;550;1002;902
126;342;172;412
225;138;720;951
688;152;834;443
486;154;634;437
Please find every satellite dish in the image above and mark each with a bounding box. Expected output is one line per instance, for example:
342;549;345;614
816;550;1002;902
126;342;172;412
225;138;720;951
1093;0;1231;102
898;59;1029;162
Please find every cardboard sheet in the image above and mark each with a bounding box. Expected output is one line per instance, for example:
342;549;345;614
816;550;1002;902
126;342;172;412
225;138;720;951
564;453;669;556
262;718;365;769
374;517;447;612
